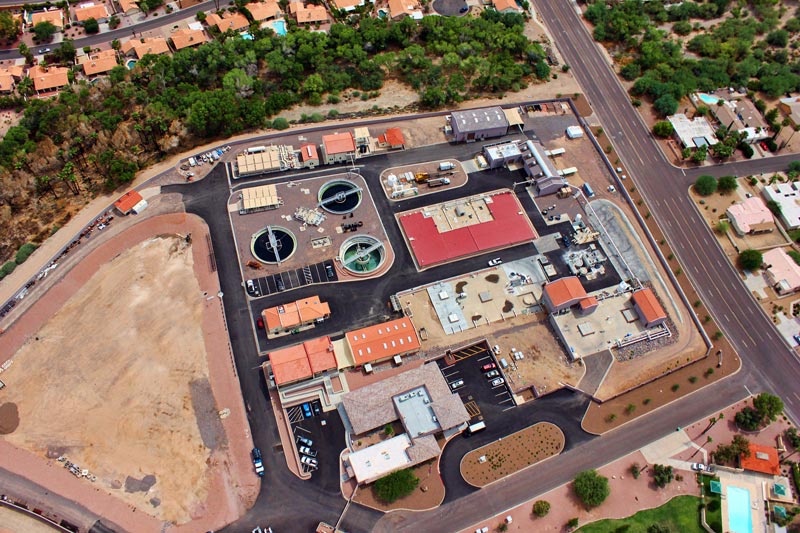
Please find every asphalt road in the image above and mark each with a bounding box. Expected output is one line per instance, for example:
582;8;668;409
0;1;217;60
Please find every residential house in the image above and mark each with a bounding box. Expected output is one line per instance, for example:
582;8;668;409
29;8;65;30
667;113;718;149
377;127;405;150
763;248;800;295
712;99;770;143
116;0;140;15
121;37;171;59
726;197;774;236
330;0;364;11
0;65;24;94
206;11;250;33
73;3;110;23
762;182;800;230
27;65;70;95
387;0;422;20
289;2;329;24
169;27;209;50
246;0;282;22
779;96;800;127
492;0;522;13
78;49;119;77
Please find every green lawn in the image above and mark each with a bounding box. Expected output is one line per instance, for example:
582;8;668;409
701;476;722;533
578;495;706;533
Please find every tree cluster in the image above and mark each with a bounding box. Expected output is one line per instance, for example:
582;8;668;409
735;392;784;430
573;469;610;509
737;249;763;271
373;468;419;503
713;434;751;464
652;463;674;488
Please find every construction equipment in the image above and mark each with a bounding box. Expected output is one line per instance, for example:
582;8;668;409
414;172;430;183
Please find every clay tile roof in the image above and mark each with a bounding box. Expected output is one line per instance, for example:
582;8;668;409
384;127;404;147
170;28;208;50
304;336;337;374
118;0;139;12
493;0;521;11
246;0;281;21
543;276;587;307
322;132;356;155
0;74;15;92
124;37;170;58
80;49;118;76
300;143;318;161
331;0;360;9
631;289;666;324
294;3;328;23
74;3;109;21
740;443;780;475
346;317;420;366
31;9;64;28
579;296;598;310
266;344;312;385
114;190;143;213
263;295;330;331
27;65;69;92
206;11;250;32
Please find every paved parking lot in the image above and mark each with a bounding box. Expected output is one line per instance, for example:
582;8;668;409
436;342;515;424
289;404;346;492
246;260;338;298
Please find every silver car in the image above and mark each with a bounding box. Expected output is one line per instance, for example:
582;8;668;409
301;455;318;468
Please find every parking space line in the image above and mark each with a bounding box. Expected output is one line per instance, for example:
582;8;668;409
498;398;513;403
502;405;516;412
477;355;490;361
293;426;311;434
495;391;509;397
443;371;460;378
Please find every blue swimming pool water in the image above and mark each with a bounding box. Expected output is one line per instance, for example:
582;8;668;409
377;8;388;17
697;92;721;105
726;486;753;533
126;59;137;70
271;19;287;36
241;32;254;40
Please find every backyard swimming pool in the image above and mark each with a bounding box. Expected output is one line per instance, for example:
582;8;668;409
726;486;753;533
697;92;721;105
271;19;287;36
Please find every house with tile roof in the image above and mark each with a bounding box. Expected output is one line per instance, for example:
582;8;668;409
73;3;110;23
169;27;209;50
246;0;282;22
121;37;171;59
29;8;65;30
27;65;70;95
289;2;329;24
206;11;250;33
78;49;119;77
262;295;331;335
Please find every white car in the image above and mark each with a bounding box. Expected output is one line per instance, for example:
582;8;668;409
450;379;465;390
691;463;706;472
301;455;318;468
490;377;505;387
488;258;502;266
299;446;317;457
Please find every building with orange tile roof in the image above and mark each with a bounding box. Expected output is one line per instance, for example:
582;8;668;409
116;0;140;13
631;288;667;328
121;37;171;58
73;3;110;22
345;317;420;367
492;0;521;13
263;336;337;386
542;276;596;314
206;11;250;33
246;0;281;22
79;49;118;77
27;65;70;94
740;443;780;475
330;0;363;11
321;132;356;165
290;2;329;24
378;127;405;149
299;143;319;169
263;295;331;335
30;8;65;29
387;0;422;20
0;73;15;93
170;27;209;50
114;190;147;214
3;65;24;79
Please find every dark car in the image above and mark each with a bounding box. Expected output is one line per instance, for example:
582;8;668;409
459;5;468;12
325;264;335;279
276;277;285;291
252;448;265;476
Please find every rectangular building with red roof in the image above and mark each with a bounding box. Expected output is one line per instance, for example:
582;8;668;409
542;276;596;314
345;317;420;367
263;336;336;386
114;190;147;215
631;288;667;328
320;132;356;165
741;443;780;475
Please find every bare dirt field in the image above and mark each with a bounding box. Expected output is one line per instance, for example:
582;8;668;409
0;215;257;530
460;422;564;487
0;506;59;533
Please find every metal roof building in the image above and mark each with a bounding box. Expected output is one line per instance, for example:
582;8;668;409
450;107;509;142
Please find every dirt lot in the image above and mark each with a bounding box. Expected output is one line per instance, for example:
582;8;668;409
0;235;223;524
353;457;445;512
460;422;564;487
0;506;58;533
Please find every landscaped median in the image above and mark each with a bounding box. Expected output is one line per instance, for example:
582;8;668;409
460;422;565;487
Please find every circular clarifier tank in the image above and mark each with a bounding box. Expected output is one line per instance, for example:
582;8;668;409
251;226;297;264
339;235;385;274
318;179;362;214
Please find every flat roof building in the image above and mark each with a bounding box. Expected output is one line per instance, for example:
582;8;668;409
483;140;522;169
762;182;800;229
667;113;718;149
263;295;331;335
631;288;667;328
726;197;774;236
263;336;336;386
450;107;509;143
238;184;283;214
779;96;800;126
542;276;596;314
764;248;800;296
344;316;420;367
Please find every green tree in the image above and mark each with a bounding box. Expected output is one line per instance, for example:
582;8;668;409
14;243;38;264
573;470;609;509
532;500;550;517
373;469;419;503
653;94;679;117
272;117;290;130
0;11;21;41
717;175;738;194
567;517;579;530
652;464;674;488
692;144;708;163
737;249;763;271
673;20;692;35
652;121;674;138
33;21;58;42
753;392;784;423
108;15;121;29
766;29;789;47
694;175;717;195
735;406;762;431
716;221;729;234
83;18;100;34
